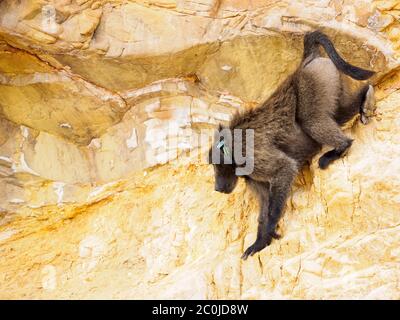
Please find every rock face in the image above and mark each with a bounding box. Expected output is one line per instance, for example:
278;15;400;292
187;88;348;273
0;0;400;299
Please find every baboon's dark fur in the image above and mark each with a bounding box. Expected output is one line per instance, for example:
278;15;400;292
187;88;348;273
209;31;375;259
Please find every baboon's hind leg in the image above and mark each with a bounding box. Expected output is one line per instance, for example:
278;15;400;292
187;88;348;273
301;115;353;169
334;83;375;126
360;85;376;124
318;141;352;169
319;84;376;169
298;64;352;169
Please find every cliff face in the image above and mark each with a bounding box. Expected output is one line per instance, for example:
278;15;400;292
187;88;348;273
0;0;400;299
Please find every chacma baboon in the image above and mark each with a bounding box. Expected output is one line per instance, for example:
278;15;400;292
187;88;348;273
209;31;376;259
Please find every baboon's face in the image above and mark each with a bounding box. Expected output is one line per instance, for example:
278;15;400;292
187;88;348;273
208;146;238;194
213;163;238;194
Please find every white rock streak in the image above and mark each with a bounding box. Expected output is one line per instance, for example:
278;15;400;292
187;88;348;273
126;128;138;149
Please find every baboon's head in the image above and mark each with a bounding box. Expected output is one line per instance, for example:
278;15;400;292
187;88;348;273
208;126;238;194
212;162;238;194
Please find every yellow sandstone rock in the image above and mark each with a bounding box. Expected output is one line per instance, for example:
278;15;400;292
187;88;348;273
0;0;399;299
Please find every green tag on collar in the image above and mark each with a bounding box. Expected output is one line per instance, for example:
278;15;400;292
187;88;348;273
222;145;231;157
216;140;231;157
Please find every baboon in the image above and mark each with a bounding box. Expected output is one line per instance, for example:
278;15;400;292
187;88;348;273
209;31;376;259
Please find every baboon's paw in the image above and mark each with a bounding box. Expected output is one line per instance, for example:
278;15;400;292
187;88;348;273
361;85;376;125
318;154;333;169
270;231;281;240
241;237;272;260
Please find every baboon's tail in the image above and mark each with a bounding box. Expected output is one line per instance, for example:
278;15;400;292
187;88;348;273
303;31;375;80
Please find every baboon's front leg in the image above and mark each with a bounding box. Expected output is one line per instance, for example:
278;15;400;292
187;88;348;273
241;183;275;260
242;167;295;260
265;181;291;238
